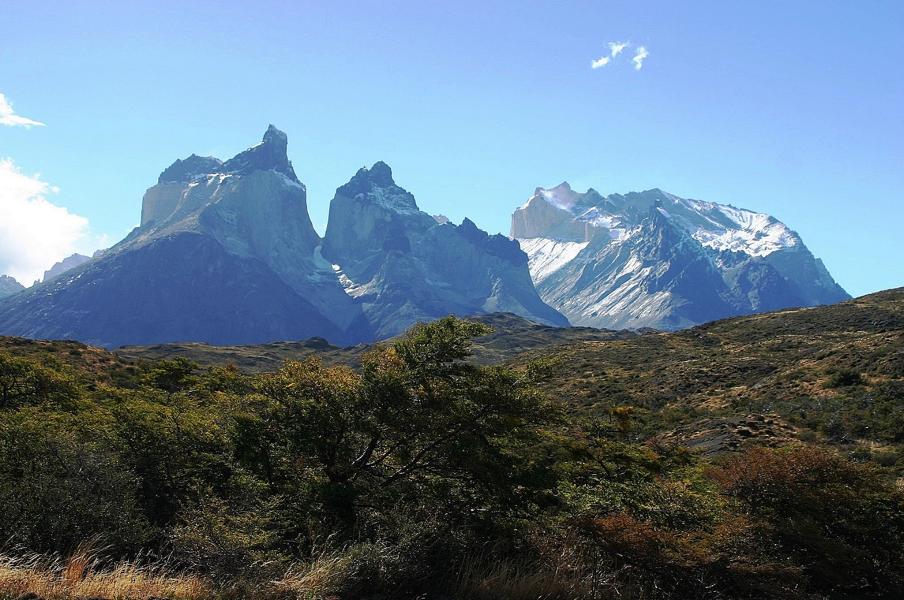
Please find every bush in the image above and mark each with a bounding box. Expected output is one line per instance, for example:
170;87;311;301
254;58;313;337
827;368;863;388
167;498;284;581
708;446;904;597
0;410;154;554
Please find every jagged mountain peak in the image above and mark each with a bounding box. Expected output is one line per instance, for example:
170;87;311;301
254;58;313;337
221;124;297;180
43;253;92;283
158;154;224;184
366;160;395;185
322;164;567;338
155;125;297;185
530;182;580;210
336;161;419;215
348;161;397;188
0;275;24;300
262;123;288;145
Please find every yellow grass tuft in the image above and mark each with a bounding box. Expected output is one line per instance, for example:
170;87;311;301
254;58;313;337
0;548;211;600
271;553;353;598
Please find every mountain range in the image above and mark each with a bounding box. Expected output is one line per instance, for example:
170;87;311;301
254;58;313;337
0;127;849;347
0;126;564;347
511;183;849;329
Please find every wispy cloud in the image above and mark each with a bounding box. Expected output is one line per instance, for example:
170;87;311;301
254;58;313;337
591;56;611;69
592;41;648;72
0;159;105;284
632;46;650;70
0;93;45;128
608;41;629;58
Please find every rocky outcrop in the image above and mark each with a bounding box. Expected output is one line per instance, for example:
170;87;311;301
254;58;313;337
42;253;91;283
512;185;849;330
126;125;364;335
0;275;23;300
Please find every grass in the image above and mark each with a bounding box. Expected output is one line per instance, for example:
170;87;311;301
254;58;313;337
0;549;597;600
0;545;635;600
453;556;590;600
0;546;210;600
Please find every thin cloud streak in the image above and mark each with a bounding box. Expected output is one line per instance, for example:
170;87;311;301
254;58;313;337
591;56;611;69
0;93;45;128
632;46;649;70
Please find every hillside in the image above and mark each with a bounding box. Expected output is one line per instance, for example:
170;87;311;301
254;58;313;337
5;289;902;463
0;291;901;599
518;287;904;463
117;289;904;463
117;312;633;371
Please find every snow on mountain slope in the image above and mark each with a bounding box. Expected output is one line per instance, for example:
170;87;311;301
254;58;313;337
681;201;799;257
517;238;589;283
511;184;849;330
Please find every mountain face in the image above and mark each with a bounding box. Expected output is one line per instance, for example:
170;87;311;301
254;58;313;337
0;128;565;347
511;183;849;329
43;253;91;283
321;162;568;339
0;126;357;347
0;276;23;300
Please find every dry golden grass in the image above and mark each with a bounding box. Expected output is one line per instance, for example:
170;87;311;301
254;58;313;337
453;555;593;600
271;553;352;598
0;546;211;600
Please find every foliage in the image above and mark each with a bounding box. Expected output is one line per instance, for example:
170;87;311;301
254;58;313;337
0;311;902;599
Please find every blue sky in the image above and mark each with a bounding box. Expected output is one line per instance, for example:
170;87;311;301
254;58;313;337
1;0;902;294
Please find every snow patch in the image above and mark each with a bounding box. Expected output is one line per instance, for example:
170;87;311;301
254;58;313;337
686;203;798;257
517;237;589;283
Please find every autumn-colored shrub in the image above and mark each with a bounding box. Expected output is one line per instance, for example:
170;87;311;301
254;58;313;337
709;446;904;597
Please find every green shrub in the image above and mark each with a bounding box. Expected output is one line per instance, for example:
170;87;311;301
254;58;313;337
827;368;863;388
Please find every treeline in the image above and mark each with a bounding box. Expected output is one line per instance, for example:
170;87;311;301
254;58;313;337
0;318;902;599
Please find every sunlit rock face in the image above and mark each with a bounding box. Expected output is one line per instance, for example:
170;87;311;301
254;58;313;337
512;184;849;330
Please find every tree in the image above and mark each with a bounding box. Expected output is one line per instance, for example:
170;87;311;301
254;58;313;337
248;317;559;545
0;351;79;410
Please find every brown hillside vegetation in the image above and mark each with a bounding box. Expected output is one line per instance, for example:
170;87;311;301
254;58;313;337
522;288;904;467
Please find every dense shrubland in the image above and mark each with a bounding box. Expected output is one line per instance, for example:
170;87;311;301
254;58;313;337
0;317;901;599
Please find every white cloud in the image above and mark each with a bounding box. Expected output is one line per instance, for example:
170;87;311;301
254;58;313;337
0;159;104;285
632;46;649;70
592;41;642;71
591;55;611;69
608;41;629;58
0;93;45;128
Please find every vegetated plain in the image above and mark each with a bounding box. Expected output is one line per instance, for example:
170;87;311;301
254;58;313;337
0;289;902;600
